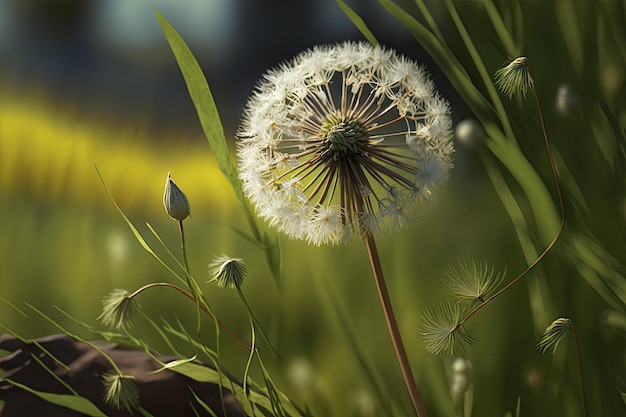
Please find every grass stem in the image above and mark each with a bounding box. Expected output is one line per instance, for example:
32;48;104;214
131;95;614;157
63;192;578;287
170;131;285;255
571;325;587;417
129;282;250;351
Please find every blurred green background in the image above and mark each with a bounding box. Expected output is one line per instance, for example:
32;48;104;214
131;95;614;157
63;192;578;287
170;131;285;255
1;1;624;416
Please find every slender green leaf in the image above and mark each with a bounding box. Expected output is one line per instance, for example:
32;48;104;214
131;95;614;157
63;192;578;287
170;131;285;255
95;165;185;286
481;153;554;330
486;136;561;245
0;295;28;318
149;355;198;374
156;11;270;282
336;0;378;45
0;323;72;373
483;1;518;57
378;0;492;119
444;0;515;139
155;12;240;200
413;0;445;42
4;379;107;417
146;222;186;272
138;407;156;417
189;388;220;417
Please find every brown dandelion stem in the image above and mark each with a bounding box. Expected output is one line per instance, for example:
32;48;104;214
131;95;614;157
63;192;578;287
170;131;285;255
130;282;251;351
365;233;428;417
571;325;587;417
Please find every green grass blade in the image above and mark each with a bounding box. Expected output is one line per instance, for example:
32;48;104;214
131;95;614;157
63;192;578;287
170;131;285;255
377;0;494;123
0;324;72;373
4;379;107;417
189;388;220;417
156;11;274;279
336;0;378;45
483;1;518;57
485;133;560;245
413;0;445;42
155;12;240;202
149;355;198;374
312;271;396;415
0;295;28;318
481;153;554;331
146;222;186;272
29;353;79;395
95;165;185;285
443;0;515;140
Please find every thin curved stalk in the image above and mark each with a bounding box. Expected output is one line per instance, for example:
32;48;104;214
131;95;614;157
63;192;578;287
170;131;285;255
366;233;428;417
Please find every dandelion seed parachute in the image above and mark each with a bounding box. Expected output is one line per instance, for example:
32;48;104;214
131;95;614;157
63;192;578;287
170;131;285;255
237;42;454;245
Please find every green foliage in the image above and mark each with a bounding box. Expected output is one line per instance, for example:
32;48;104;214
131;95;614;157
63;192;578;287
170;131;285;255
1;1;624;417
3;379;107;417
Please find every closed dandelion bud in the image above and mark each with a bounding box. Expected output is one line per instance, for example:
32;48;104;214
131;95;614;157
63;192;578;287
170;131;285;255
450;357;473;405
286;357;314;392
555;84;579;116
163;172;190;221
455;118;486;149
209;255;247;289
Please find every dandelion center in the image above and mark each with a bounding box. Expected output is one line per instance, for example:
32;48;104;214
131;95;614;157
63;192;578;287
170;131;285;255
321;114;369;159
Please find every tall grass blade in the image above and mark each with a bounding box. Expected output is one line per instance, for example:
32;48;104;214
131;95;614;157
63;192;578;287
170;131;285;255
336;0;378;46
4;379;107;417
95;165;185;285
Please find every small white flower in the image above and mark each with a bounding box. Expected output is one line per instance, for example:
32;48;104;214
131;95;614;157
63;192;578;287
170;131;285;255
237;42;454;245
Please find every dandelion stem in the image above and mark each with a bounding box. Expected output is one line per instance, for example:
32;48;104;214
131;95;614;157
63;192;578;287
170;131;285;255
454;65;565;330
571;325;587;417
129;282;251;351
365;233;428;417
178;220;192;287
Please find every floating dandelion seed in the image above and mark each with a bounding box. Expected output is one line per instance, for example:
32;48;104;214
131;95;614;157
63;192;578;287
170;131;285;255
237;42;454;245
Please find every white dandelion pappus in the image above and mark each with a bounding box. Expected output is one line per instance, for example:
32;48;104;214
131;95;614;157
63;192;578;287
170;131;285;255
237;42;454;245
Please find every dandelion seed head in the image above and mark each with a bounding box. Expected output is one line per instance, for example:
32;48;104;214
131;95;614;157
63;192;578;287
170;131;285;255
237;42;454;245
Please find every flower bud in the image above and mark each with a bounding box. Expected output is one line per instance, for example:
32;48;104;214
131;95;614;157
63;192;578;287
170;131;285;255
555;84;579;116
163;172;190;221
455;118;486;149
209;255;247;289
450;357;473;405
